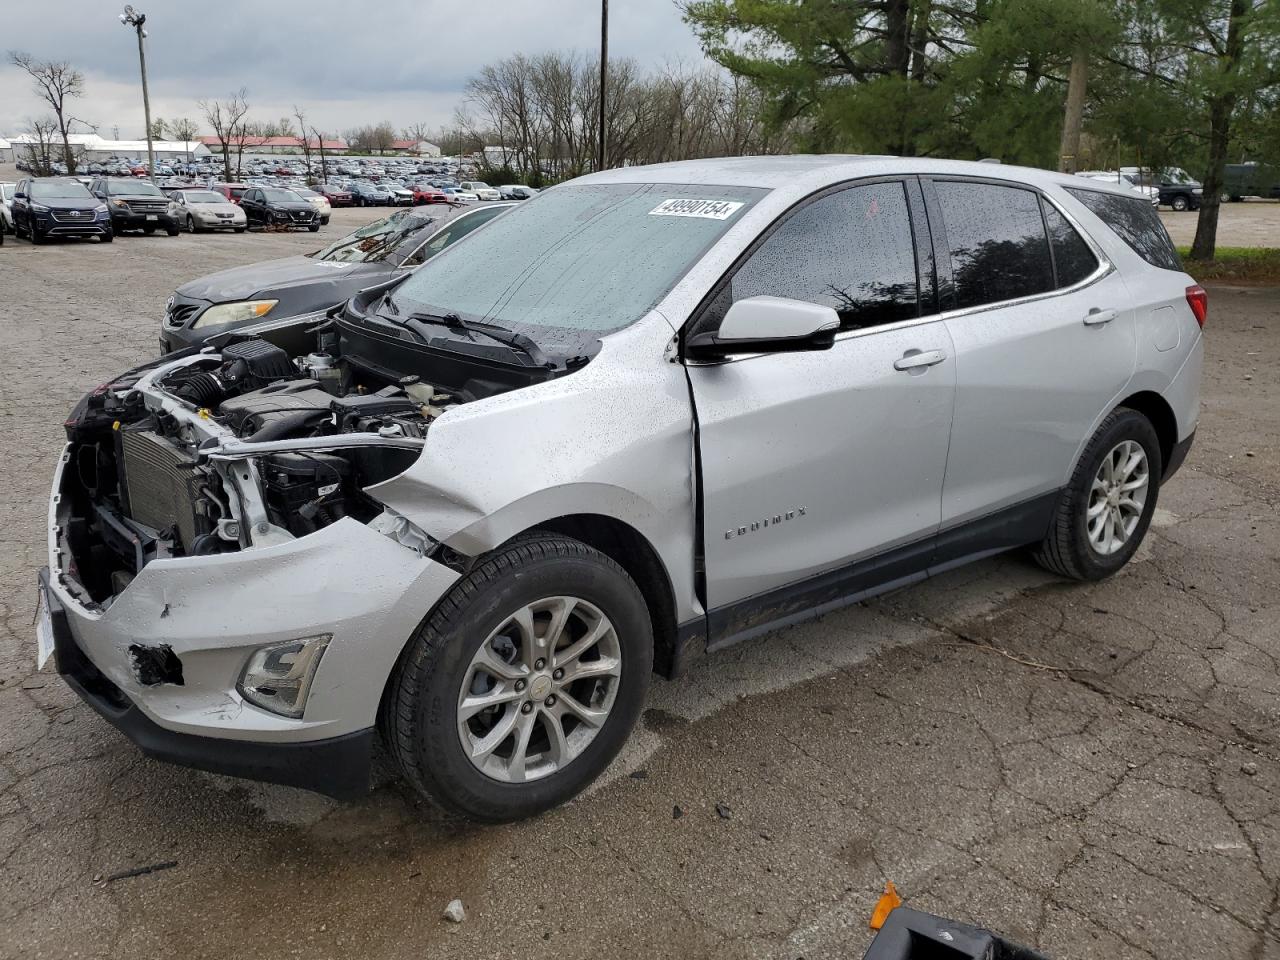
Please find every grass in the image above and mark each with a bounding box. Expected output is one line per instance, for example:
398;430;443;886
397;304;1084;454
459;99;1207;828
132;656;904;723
1178;246;1280;284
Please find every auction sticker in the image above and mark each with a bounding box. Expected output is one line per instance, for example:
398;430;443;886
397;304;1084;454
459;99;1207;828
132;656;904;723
649;198;745;220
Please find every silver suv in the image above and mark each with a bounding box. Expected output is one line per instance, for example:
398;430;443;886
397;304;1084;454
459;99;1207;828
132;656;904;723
39;157;1203;821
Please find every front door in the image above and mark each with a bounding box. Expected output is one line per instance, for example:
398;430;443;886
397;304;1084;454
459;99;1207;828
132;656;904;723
687;178;956;627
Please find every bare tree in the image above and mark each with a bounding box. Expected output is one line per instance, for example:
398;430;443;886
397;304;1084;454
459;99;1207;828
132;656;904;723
149;117;168;141
169;117;200;162
199;89;250;182
293;105;312;178
17;117;61;175
8;52;88;174
402;122;434;154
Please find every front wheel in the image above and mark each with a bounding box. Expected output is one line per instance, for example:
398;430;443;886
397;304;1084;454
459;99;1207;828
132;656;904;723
1033;407;1162;581
99;230;113;243
384;534;653;822
233;226;245;234
308;224;320;232
1171;195;1189;211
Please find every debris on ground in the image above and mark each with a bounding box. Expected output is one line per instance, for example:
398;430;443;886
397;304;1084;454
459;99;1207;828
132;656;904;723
869;880;903;930
1242;761;1259;776
629;769;649;780
443;899;466;923
105;860;178;882
672;805;684;820
715;803;732;820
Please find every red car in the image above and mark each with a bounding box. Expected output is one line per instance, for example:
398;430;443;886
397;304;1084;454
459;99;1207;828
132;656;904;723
211;183;250;204
412;184;448;205
315;183;353;207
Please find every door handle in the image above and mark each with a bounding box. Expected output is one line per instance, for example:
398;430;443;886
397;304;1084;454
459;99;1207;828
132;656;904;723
894;349;947;372
1083;308;1118;326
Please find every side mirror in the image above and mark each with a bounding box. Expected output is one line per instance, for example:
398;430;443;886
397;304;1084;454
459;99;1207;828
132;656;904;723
685;296;840;359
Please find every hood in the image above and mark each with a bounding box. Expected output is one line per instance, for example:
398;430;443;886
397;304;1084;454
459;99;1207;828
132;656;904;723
176;255;374;302
188;202;242;214
270;201;315;212
35;196;101;211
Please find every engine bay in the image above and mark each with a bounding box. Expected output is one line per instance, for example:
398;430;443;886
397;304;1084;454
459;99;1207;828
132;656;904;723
58;329;466;606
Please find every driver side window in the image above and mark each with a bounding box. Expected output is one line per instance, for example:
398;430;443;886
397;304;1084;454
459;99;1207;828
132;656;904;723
706;180;921;333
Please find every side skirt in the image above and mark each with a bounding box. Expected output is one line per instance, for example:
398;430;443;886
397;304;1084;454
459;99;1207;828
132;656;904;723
693;491;1060;657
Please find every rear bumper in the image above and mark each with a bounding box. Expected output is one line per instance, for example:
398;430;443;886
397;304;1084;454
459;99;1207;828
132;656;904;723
41;568;374;799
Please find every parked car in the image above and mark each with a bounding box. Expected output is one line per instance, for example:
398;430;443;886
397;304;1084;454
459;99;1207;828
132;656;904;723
158;202;514;352
42;158;1202;822
168;188;248;233
12;177;112;243
1078;172;1158;205
314;182;353;207
238;186;321;232
89;177;180;236
459;180;502;201
211;182;251;205
1223;162;1280;201
0;181;15;233
1154;168;1203;211
383;183;414;206
349;181;393;206
412;183;449;205
443;186;478;202
294;188;333;225
499;184;540;200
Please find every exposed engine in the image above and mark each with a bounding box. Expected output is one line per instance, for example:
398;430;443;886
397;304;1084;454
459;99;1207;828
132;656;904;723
58;332;462;605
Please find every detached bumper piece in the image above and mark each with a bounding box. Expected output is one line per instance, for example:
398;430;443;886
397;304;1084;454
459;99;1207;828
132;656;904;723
39;568;373;800
864;907;1048;960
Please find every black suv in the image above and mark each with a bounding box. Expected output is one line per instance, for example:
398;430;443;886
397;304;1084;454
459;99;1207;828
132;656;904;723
89;177;180;235
1154;168;1203;211
11;177;113;243
239;186;320;231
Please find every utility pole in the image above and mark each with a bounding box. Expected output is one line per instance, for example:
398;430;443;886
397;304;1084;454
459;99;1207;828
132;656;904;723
120;5;156;183
597;0;608;172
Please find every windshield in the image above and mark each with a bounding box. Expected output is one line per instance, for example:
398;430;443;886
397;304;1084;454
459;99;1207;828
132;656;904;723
180;190;226;203
263;188;302;202
390;182;766;343
107;180;162;196
1;183;15;200
1164;168;1197;184
31;180;95;200
311;208;439;263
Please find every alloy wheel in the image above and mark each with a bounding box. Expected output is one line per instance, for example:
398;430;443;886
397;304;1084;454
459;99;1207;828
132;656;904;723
456;596;622;783
1088;440;1150;556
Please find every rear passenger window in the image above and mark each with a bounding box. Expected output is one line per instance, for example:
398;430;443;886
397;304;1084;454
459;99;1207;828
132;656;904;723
1042;200;1099;287
724;181;919;331
1065;187;1182;271
935;181;1053;309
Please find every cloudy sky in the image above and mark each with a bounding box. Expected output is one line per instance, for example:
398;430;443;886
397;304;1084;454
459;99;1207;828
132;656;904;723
2;0;706;140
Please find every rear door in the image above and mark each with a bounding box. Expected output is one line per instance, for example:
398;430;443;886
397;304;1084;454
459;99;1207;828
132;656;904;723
688;178;957;623
924;177;1136;541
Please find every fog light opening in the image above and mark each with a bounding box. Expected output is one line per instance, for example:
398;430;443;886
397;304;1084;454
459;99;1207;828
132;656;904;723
237;635;331;719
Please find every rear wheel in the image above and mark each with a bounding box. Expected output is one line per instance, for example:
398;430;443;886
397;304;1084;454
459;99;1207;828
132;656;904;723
1033;408;1162;581
384;534;652;822
1171;195;1189;211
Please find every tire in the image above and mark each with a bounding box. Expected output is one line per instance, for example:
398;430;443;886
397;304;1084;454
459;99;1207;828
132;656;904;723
308;224;320;232
186;215;198;233
384;533;653;822
1171;195;1189;211
29;224;44;244
99;231;113;243
166;227;179;236
1033;407;1163;582
233;227;245;234
321;216;329;225
143;225;156;235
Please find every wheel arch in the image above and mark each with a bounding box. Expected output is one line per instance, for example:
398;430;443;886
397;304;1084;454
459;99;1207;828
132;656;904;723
530;514;683;679
1117;390;1177;477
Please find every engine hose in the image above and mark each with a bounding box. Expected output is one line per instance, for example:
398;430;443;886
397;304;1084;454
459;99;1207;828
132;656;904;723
244;409;331;444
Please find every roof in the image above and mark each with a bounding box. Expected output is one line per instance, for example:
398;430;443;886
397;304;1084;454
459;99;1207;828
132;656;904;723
4;133;203;153
579;154;1111;197
196;135;348;150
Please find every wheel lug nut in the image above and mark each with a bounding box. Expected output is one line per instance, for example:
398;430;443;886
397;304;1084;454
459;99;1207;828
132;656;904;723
521;702;533;714
534;658;546;671
514;679;526;692
545;695;557;707
552;668;564;681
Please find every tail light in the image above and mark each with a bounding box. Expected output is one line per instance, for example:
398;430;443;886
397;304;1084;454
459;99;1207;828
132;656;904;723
1185;284;1208;328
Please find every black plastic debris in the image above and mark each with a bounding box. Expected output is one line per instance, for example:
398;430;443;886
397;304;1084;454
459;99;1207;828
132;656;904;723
128;644;185;686
864;907;1048;960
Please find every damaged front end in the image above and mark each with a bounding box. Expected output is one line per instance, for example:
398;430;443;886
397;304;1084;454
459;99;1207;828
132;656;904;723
54;332;452;610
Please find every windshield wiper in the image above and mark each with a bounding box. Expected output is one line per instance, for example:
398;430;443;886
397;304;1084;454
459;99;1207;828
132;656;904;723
380;309;552;368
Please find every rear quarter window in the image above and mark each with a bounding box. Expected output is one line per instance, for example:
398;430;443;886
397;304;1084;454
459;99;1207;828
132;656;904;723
1065;187;1182;272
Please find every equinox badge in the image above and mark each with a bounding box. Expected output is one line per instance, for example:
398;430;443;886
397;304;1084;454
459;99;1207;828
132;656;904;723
725;507;807;540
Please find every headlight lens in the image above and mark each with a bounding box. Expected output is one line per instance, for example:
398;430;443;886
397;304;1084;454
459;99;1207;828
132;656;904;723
29;202;50;213
192;299;279;329
238;635;330;718
111;198;129;208
1192;187;1203;194
94;203;109;214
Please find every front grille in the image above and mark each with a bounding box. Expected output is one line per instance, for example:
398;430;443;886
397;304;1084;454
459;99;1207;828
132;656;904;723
52;209;94;223
290;210;313;222
165;303;200;328
127;199;169;213
119;429;202;550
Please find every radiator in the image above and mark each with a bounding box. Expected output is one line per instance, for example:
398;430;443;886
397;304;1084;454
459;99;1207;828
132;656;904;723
120;429;202;550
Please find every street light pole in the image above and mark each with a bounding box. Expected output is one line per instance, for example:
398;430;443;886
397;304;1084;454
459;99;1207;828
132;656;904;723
597;0;608;172
120;5;156;183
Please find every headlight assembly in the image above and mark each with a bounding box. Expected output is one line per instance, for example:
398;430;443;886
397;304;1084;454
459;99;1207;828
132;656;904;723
191;299;279;329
